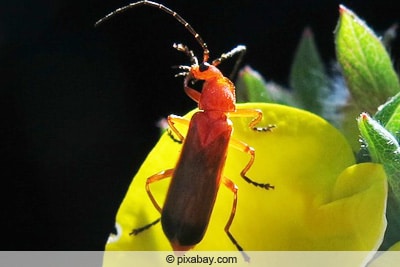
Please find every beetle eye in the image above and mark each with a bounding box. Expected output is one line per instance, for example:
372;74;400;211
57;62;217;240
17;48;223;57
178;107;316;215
199;62;210;72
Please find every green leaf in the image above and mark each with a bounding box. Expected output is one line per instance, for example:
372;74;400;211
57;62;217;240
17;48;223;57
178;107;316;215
335;5;400;113
235;66;297;106
358;112;400;249
289;27;329;114
235;66;273;103
375;92;400;141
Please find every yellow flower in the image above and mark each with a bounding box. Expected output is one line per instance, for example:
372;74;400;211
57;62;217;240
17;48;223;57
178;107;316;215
105;103;386;260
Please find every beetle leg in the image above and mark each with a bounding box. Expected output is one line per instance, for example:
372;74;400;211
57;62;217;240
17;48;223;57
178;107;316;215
229;108;275;132
145;168;175;212
229;138;274;190
130;168;175;236
222;177;250;262
167;115;190;143
184;86;201;103
130;218;161;236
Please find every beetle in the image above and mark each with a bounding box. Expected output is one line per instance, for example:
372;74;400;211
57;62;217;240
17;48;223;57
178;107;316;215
96;1;274;261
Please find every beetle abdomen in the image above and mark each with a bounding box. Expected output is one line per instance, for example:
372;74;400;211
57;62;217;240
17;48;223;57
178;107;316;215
161;111;232;251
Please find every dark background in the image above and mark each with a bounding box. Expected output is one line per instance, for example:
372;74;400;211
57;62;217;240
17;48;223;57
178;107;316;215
1;0;399;250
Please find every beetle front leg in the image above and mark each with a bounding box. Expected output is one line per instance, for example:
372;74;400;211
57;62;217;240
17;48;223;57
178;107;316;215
167;115;190;144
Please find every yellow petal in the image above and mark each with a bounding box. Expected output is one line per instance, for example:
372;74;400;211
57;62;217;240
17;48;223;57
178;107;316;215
105;103;386;254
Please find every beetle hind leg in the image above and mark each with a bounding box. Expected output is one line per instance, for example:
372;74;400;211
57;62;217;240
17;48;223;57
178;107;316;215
130;169;174;236
222;177;250;262
130;218;161;236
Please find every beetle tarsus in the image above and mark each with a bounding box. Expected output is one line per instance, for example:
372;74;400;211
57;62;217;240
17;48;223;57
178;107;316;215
226;231;250;262
242;175;274;190
252;124;276;132
130;218;161;236
167;129;183;144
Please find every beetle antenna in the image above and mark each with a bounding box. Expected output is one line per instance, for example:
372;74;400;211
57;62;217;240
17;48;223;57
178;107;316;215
95;0;210;62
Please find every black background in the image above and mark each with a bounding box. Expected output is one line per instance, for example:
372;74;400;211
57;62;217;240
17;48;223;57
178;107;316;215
2;0;399;250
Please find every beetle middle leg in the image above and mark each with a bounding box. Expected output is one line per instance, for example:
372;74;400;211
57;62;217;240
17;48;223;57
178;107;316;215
130;168;174;235
229;138;274;190
228;108;274;189
222;177;250;262
229;108;275;132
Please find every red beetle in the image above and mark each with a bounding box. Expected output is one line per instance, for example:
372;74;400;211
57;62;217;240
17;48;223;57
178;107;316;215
96;1;274;261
